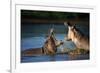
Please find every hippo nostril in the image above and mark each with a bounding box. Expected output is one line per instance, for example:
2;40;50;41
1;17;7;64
64;37;71;41
67;39;71;41
61;42;64;45
60;40;64;45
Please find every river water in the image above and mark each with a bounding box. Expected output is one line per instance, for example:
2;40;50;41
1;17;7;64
21;23;89;63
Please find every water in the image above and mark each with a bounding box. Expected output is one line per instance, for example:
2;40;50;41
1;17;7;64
21;54;69;63
21;54;89;63
21;23;89;63
21;34;76;51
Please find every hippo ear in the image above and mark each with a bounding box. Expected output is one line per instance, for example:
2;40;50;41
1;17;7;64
71;24;76;29
64;22;67;26
64;22;69;28
64;22;72;27
67;22;72;26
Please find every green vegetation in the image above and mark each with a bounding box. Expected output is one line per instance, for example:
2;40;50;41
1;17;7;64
21;10;89;20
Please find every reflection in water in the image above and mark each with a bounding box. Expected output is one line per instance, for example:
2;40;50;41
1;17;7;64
49;55;55;61
21;54;89;63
